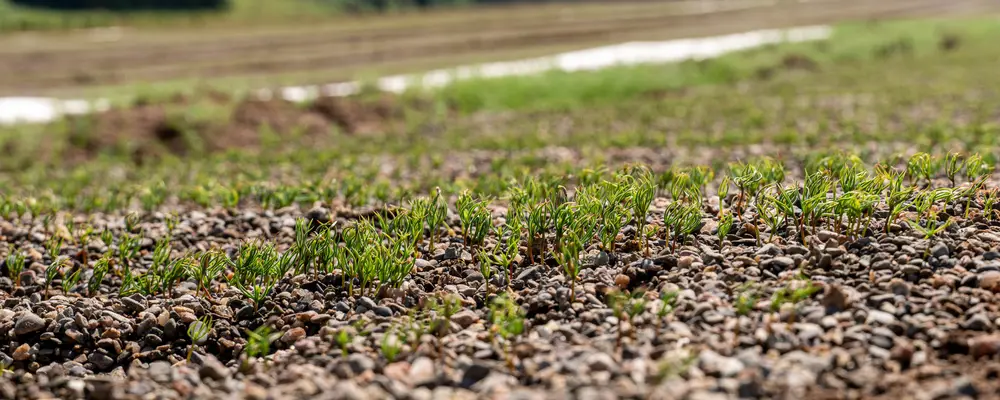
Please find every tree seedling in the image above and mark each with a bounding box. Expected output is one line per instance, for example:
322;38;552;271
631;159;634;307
488;293;525;373
186;315;213;363
5;248;26;287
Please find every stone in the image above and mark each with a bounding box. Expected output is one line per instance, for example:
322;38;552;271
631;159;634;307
148;361;172;383
88;352;115;371
586;352;617;372
12;344;30;361
281;327;306;344
931;242;950;258
821;285;850;312
460;363;492;388
866;310;896;325
347;354;375;374
698;350;744;377
451;310;478;328
199;355;230;381
13;313;45;336
962;314;993;331
409;357;436;387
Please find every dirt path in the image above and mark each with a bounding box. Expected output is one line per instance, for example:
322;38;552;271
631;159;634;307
0;0;996;97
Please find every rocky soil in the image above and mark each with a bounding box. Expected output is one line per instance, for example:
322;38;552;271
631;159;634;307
4;176;1000;400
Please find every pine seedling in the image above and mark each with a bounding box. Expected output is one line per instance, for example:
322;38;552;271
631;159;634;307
62;265;81;295
984;188;1000;221
457;190;492;247
628;168;657;255
944;152;963;187
44;256;66;299
477;248;495;296
335;329;351;357
492;222;521;289
186;315;213;363
551;201;575;257
45;234;63;262
88;253;110;297
425;188;448;251
191;251;227;299
735;284;757;317
655;290;679;337
965;154;993;185
907;152;934;187
664;202;702;251
243;325;280;371
717;212;734;250
717;176;731;219
607;289;646;356
159;256;192;298
488;293;525;373
556;229;586;302
380;330;403;363
5;248;26;286
428;293;462;361
124;212;141;234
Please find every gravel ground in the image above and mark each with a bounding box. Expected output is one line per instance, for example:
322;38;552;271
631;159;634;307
4;165;1000;400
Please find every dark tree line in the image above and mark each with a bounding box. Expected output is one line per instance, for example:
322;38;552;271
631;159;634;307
9;0;560;12
10;0;228;10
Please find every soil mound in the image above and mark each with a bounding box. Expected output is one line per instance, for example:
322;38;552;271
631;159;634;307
60;94;404;163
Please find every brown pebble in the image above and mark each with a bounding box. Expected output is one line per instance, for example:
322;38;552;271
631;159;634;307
969;335;1000;358
13;344;31;361
102;328;121;339
979;271;1000;292
281;327;307;344
821;284;850;312
615;274;630;289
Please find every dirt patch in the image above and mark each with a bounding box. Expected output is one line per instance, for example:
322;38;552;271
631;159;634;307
781;53;819;71
939;33;961;52
61;94;405;164
309;95;401;135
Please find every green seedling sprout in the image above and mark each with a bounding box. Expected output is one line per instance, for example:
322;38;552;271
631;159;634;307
907;152;934;187
380;330;403;363
62;265;81;295
488;293;525;373
556;229;585;302
664;202;702;251
944;152;963;187
192;251;227;299
44;256;66;299
457;190;493;247
425;188;448;251
335;329;351;357
124;212;141;234
428;293;462;360
88;253;111;297
186;315;213;363
655;290;679;337
627;167;657;256
243;325;281;371
717;176;731;219
478;248;495;296
717;212;734;250
607;289;646;357
984;188;1000;221
757;190;787;244
5;248;26;287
